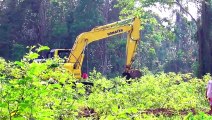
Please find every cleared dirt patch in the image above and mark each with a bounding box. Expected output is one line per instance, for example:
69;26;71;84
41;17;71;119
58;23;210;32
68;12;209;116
78;107;98;118
141;108;198;116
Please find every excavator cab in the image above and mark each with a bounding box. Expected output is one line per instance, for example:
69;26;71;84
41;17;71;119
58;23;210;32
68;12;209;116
35;49;71;64
47;49;71;59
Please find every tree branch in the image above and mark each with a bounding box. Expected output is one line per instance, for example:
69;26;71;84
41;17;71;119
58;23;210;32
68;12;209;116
171;0;199;27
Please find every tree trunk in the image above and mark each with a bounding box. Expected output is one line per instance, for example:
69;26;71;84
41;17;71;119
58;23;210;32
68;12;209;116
101;0;110;75
198;0;212;77
38;0;48;45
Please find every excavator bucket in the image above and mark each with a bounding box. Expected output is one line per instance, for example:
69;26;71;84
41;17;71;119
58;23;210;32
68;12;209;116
129;70;142;79
122;70;142;80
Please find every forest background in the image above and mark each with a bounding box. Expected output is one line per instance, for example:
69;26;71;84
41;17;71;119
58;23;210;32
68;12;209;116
0;0;211;78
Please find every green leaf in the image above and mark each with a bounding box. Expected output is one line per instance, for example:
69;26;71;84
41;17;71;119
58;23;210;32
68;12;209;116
130;107;138;113
51;84;62;89
76;83;84;88
26;53;39;60
0;103;7;108
36;46;50;52
14;61;24;67
13;117;26;120
105;115;116;120
112;106;119;113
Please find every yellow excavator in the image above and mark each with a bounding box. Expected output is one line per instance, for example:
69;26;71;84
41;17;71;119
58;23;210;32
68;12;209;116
46;17;141;79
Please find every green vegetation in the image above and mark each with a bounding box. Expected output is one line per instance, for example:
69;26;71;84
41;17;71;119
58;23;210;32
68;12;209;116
0;0;212;119
0;49;211;119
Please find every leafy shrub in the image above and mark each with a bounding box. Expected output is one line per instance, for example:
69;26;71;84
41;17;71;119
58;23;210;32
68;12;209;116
87;73;210;119
0;46;211;119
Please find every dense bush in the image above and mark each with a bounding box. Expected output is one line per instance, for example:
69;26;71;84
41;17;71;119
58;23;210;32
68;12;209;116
0;47;211;119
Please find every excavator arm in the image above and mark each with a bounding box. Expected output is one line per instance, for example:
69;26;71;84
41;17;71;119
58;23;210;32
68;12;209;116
62;17;141;79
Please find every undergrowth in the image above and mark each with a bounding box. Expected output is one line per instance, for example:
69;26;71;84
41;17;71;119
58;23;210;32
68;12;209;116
0;46;211;120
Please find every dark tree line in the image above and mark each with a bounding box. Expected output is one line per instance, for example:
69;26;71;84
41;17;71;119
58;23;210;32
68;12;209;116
0;0;211;77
